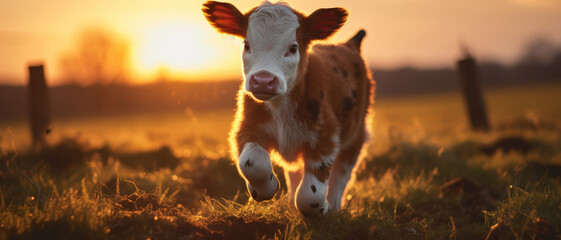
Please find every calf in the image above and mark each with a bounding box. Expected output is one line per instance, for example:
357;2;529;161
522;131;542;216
202;1;374;216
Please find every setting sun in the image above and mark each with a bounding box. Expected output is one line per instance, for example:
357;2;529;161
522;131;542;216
1;0;561;85
134;21;221;80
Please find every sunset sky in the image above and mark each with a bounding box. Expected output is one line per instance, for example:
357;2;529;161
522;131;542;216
1;0;560;85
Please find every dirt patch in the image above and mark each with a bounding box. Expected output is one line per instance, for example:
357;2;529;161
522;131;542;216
204;216;285;240
111;193;285;239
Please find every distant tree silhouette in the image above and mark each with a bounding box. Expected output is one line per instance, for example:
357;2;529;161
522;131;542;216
518;37;558;65
513;37;561;83
59;27;131;85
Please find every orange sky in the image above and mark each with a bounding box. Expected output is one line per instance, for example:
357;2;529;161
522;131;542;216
1;0;560;85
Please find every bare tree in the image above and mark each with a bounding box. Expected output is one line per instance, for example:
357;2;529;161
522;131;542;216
519;37;558;65
59;27;131;85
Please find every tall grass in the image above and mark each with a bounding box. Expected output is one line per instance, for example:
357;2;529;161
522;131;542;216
484;184;561;240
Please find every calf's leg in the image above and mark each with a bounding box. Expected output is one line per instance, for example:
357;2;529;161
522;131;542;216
238;142;280;201
326;133;365;210
284;168;303;209
326;157;358;210
295;166;331;217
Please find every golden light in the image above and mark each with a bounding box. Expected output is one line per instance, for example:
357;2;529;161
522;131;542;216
133;21;219;79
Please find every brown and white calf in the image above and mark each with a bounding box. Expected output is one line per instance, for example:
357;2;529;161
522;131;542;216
202;1;374;216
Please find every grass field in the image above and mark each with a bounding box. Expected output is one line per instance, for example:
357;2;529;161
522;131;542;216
1;83;561;239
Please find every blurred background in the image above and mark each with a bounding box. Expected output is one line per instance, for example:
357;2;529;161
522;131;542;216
1;0;560;158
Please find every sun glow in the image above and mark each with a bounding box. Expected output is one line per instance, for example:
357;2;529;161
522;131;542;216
133;21;221;80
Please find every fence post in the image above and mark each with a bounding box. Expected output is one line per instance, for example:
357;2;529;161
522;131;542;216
28;64;51;148
456;55;490;132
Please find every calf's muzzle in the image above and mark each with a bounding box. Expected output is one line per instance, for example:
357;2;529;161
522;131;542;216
248;71;279;101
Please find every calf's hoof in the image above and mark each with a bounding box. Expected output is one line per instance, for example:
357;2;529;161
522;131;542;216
247;174;280;201
298;200;329;217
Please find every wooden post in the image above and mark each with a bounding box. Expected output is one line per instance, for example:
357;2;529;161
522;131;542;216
456;55;490;132
28;64;51;148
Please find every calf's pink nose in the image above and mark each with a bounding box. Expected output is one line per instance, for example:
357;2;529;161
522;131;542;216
250;73;278;92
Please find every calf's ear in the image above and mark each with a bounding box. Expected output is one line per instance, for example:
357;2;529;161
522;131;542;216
202;1;246;37
305;8;348;40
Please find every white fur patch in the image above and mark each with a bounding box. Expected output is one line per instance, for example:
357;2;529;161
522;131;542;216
261;99;318;164
296;172;329;216
238;142;279;201
238;142;273;182
243;2;301;96
326;162;354;210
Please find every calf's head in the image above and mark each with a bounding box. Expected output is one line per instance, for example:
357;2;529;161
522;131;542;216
203;1;347;101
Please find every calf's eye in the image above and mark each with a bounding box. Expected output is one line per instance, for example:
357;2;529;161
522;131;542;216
244;41;250;52
289;44;298;54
